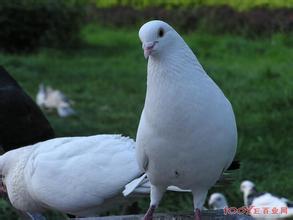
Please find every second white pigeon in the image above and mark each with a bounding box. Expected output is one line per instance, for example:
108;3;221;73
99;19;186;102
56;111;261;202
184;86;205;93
0;135;187;219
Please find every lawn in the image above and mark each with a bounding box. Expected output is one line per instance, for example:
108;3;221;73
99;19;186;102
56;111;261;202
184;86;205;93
0;24;292;218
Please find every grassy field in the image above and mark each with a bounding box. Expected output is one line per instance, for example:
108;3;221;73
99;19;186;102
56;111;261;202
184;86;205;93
0;24;292;218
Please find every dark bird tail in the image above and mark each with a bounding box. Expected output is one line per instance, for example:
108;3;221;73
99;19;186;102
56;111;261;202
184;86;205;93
0;66;55;151
226;160;240;171
215;160;241;187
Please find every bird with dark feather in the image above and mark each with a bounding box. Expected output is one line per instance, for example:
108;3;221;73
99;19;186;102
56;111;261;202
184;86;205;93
0;66;55;219
0;66;55;152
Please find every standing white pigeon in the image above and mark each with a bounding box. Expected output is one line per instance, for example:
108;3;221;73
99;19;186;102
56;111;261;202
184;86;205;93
208;193;229;210
0;135;187;219
240;180;293;219
136;20;237;220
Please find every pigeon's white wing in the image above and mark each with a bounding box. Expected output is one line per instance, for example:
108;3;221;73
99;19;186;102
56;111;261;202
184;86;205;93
24;135;140;213
251;193;293;218
252;193;286;207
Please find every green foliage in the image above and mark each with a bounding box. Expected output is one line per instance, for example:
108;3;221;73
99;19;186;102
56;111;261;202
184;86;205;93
0;0;84;52
0;24;292;218
0;200;18;220
92;6;292;37
94;0;293;10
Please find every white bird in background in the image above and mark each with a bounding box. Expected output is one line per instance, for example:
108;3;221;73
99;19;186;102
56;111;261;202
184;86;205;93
240;180;293;219
36;84;75;117
208;193;229;210
136;20;237;220
0;135;187;219
241;180;256;207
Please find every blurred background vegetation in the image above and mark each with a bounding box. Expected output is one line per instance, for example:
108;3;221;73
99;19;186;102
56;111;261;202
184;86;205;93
0;0;292;219
94;0;293;10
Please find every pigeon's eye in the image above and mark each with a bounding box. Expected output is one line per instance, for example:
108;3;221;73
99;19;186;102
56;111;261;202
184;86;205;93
158;28;164;38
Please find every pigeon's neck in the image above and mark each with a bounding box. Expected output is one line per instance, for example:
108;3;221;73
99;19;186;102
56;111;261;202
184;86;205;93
243;193;249;206
143;43;209;126
244;188;256;206
2;147;31;175
4;147;42;211
146;43;206;89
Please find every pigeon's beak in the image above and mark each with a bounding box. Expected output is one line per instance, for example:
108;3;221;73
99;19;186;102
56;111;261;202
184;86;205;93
142;41;157;59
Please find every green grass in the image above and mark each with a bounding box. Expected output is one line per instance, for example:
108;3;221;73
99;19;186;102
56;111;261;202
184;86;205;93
0;24;292;218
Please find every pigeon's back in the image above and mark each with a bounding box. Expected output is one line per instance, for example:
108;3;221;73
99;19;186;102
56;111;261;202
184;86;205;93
23;135;140;215
0;66;55;151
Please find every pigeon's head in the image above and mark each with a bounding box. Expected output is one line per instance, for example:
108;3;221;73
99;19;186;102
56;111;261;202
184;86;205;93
208;193;228;210
139;20;178;59
240;180;256;194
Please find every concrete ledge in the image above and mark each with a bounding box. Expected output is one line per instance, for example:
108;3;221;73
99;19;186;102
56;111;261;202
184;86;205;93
75;210;253;219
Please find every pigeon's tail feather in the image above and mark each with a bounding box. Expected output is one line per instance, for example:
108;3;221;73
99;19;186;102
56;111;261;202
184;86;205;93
226;160;240;170
123;174;191;197
216;170;240;187
281;198;293;207
123;174;148;196
215;160;241;187
166;186;191;193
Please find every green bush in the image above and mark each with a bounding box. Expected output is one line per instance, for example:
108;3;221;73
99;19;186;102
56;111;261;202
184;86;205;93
92;6;293;36
94;0;293;10
0;0;84;52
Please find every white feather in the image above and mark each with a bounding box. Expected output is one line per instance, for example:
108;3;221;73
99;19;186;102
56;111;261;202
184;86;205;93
0;134;190;217
250;193;293;219
0;135;140;216
240;180;293;219
123;174;148;196
123;174;191;196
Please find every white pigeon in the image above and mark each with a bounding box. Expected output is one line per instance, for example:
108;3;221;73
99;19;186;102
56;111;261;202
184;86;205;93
0;135;187;219
208;193;228;210
136;20;237;220
241;180;256;207
36;84;75;117
240;180;293;219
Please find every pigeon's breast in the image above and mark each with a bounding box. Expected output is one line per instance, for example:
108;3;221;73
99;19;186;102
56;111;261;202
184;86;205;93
137;74;237;188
